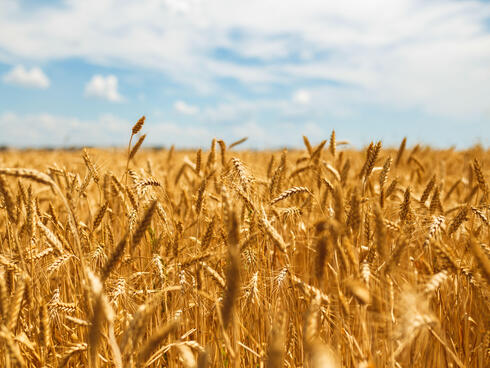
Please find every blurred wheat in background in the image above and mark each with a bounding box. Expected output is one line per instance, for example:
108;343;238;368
0;117;488;367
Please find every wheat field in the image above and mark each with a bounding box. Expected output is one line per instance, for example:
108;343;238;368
0;118;489;367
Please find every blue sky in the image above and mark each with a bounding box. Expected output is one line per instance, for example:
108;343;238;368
0;0;489;148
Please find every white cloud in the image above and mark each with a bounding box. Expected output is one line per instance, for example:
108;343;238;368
149;122;213;147
0;111;130;146
84;74;123;102
2;65;50;89
0;1;489;119
231;120;265;140
202;101;255;123
0;111;213;148
174;100;199;115
0;110;487;149
292;89;311;105
163;0;198;14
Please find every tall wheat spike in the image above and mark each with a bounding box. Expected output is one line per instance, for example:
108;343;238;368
0;124;487;367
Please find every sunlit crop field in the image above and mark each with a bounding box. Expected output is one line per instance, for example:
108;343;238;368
0;119;489;367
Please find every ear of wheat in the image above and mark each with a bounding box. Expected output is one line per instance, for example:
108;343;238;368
0;125;487;367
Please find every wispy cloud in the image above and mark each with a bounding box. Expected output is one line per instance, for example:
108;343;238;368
174;100;199;115
292;89;310;105
0;111;214;148
2;65;50;89
1;109;487;149
1;1;489;114
84;75;124;102
0;111;131;146
0;1;489;147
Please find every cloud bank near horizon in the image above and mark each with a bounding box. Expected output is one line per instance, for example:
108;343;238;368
0;0;489;148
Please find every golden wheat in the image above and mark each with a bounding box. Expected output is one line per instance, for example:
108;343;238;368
0;124;488;367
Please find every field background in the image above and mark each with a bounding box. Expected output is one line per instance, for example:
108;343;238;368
0;135;489;368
